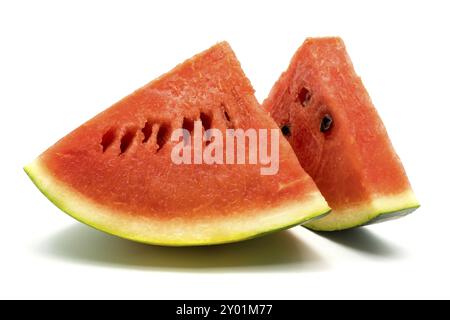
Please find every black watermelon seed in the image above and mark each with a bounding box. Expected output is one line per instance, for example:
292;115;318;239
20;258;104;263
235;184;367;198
281;124;291;137
320;114;333;133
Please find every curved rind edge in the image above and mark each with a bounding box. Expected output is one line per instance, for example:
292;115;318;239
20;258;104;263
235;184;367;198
304;191;420;232
361;206;418;226
24;158;331;246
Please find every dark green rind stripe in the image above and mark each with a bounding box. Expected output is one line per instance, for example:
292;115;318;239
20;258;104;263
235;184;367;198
307;205;420;232
362;205;420;227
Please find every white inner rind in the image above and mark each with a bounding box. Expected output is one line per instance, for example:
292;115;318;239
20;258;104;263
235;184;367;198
305;189;419;231
25;158;331;246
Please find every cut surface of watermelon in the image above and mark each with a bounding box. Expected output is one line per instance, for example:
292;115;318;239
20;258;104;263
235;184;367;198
263;37;419;231
25;42;330;245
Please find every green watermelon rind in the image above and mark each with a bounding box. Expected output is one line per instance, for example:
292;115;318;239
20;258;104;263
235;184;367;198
24;159;331;246
304;191;420;232
361;206;419;226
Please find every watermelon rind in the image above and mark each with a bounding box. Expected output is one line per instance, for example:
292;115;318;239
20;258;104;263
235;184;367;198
25;158;331;246
304;191;419;231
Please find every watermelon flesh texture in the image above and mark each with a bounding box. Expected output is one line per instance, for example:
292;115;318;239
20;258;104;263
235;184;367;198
25;42;330;246
263;37;419;231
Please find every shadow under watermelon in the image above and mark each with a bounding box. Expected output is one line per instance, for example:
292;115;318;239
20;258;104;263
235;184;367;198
38;224;327;272
313;228;404;258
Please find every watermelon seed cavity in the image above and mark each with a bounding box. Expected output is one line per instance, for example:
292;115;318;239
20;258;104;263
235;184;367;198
221;103;234;128
120;128;137;154
182;117;195;146
298;87;312;107
320;114;333;132
101;128;116;152
156;124;171;151
141;121;153;143
182;117;195;133
224;110;231;122
200;112;213;145
200;112;212;131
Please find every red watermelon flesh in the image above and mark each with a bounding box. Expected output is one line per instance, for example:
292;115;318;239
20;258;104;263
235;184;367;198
263;37;419;231
25;42;330;245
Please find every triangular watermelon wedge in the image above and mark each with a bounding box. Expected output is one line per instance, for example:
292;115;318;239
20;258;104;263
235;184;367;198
25;42;330;246
263;37;419;231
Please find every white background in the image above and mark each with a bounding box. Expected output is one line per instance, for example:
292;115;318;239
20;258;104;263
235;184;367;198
1;0;449;299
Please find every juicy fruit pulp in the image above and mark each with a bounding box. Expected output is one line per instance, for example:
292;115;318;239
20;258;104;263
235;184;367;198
263;37;419;231
25;42;330;245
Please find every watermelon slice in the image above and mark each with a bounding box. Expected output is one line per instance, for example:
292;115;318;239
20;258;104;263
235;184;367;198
263;37;419;231
25;42;330;246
